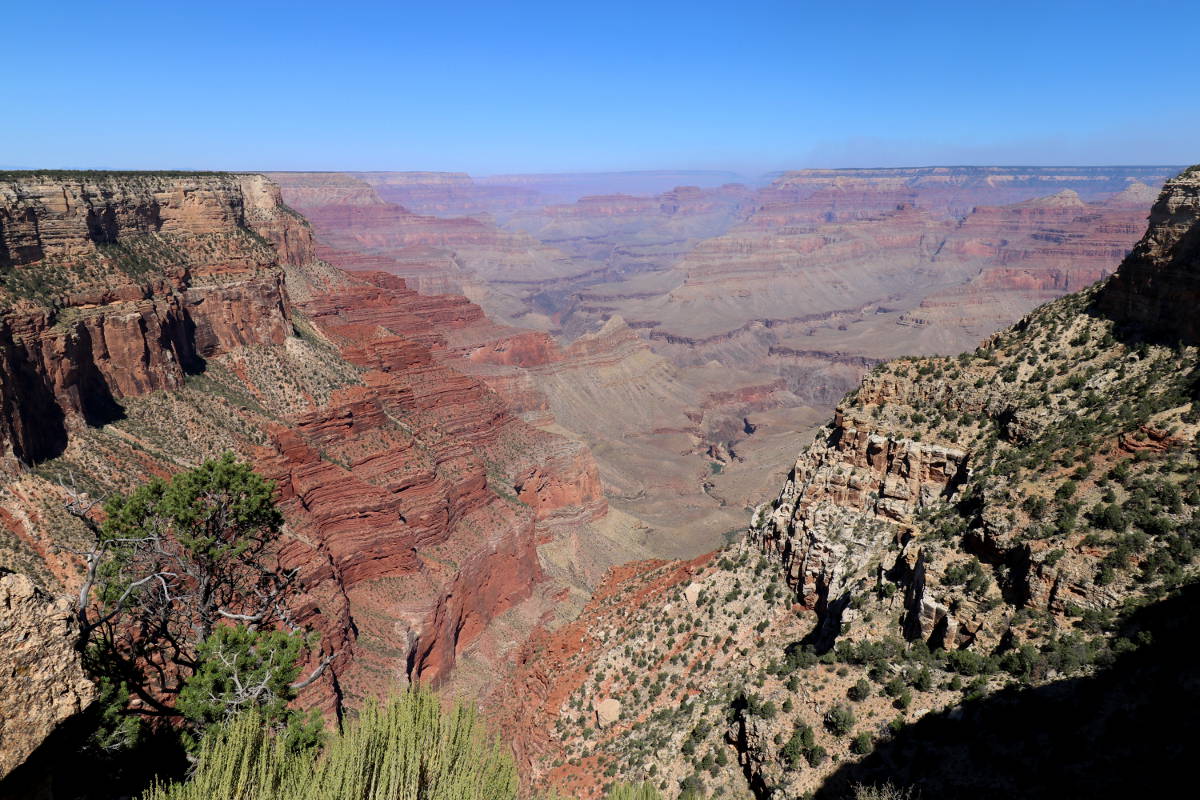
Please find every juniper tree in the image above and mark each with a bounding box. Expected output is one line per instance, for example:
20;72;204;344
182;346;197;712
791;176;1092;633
65;453;331;735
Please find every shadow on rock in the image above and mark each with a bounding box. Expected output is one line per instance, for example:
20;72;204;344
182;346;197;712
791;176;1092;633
815;583;1200;800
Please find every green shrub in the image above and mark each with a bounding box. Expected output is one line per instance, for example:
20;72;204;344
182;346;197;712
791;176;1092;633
605;782;663;800
1092;503;1127;531
824;704;856;736
853;783;917;800
945;648;995;676
78;454;316;738
177;626;311;732
848;679;872;701
143;687;518;800
781;722;816;769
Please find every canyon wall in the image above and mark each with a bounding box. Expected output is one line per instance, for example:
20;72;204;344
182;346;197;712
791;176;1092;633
1098;166;1200;343
0;172;610;729
0;173;295;462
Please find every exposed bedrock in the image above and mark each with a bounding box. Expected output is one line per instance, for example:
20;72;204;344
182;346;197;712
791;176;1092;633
0;572;96;782
1097;167;1200;343
0;173;297;463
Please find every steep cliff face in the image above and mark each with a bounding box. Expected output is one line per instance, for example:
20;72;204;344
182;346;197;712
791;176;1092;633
754;405;968;612
266;264;608;689
506;168;1200;800
0;173;298;463
1098;166;1200;343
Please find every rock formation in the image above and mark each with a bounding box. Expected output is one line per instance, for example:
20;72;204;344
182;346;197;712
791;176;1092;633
0;571;95;781
1098;165;1200;343
0;172;297;462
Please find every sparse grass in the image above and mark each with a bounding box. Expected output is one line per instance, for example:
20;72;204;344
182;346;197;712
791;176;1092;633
144;687;518;800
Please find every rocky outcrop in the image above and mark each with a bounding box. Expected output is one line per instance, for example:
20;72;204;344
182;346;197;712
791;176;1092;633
1098;166;1200;343
753;403;968;611
0;572;95;781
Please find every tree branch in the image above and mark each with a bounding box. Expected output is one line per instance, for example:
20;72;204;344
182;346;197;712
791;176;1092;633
290;652;336;690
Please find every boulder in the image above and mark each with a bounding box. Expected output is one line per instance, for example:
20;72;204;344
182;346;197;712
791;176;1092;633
592;697;621;728
0;572;96;780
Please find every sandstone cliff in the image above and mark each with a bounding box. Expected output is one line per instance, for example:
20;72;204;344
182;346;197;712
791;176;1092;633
1098;165;1200;343
0;172;298;463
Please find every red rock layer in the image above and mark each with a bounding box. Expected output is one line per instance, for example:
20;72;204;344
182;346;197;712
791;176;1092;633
904;187;1158;335
262;265;608;688
0;174;297;463
0;172;610;718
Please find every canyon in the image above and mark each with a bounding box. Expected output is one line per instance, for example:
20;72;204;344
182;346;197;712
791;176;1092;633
0;171;630;754
271;166;1175;558
0;164;1193;800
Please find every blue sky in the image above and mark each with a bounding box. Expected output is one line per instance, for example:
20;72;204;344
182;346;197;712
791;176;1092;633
4;0;1196;174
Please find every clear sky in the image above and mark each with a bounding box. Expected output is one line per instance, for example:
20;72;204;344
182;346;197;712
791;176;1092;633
4;0;1196;175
